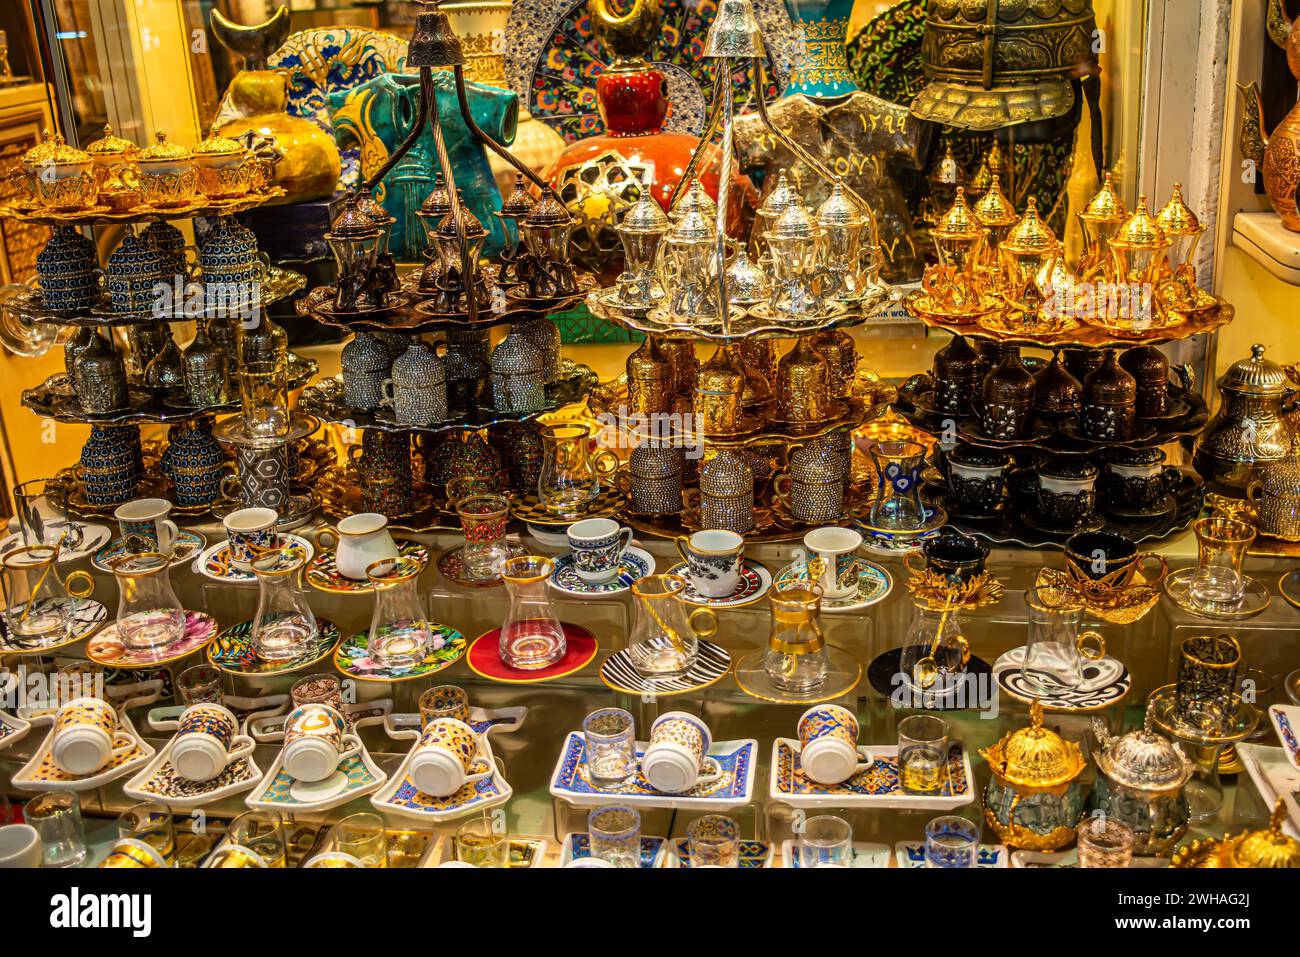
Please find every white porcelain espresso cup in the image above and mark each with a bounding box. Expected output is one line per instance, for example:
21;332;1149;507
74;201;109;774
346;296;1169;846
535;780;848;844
792;527;863;600
641;711;723;794
674;529;744;598
313;512;398;580
0;825;42;868
50;696;134;775
282;703;361;783
409;717;493;797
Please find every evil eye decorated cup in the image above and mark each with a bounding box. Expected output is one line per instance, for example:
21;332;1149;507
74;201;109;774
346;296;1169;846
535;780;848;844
797;705;873;785
51;697;134;775
642;712;723;794
171;703;256;782
567;518;634;584
282;703;362;783
409;717;492;797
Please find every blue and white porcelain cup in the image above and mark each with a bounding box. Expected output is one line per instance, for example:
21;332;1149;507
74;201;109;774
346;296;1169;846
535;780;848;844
222;507;278;571
797;704;872;785
113;497;180;557
674;529;744;598
567;518;634;584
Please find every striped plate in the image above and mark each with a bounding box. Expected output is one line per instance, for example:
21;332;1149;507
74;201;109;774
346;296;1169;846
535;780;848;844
599;639;731;697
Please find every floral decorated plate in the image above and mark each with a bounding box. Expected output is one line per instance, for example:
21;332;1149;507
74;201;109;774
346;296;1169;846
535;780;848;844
122;734;263;809
207;618;340;676
193;534;313;585
773;555;892;612
549;547;655;597
769;740;975;810
370;735;512;825
85;611;218;668
92;529;206;573
333;622;466;683
550;732;758;810
662;559;772;608
306;541;430;594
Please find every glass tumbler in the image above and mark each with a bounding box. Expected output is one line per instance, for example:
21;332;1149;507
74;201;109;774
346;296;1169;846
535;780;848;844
582;708;637;789
110;552;185;652
687;814;741;867
1174;633;1242;729
456;817;509;868
1188;516;1255;611
923;815;979;868
898;714;950;795
419;685;472;727
26;792;87;867
117;801;176;865
229;810;288;868
1;545;94;645
798;814;853;868
455;492;511;581
176;663;224;705
588;805;641;868
239;358;289;440
1077;816;1135;868
334;812;388;868
867;440;927;531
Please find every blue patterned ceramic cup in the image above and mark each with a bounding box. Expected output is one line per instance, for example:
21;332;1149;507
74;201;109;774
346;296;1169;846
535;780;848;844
221;507;278;571
792;526;863;599
643;711;723;794
674;529;744;598
797;704;872;785
113;497;180;556
567;518;634;583
171;703;255;782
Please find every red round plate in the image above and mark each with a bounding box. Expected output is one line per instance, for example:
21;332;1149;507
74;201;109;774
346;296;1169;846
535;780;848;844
466;623;599;683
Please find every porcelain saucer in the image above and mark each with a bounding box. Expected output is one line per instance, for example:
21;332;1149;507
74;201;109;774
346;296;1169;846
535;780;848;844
92;529;207;573
549;546;655;597
0;522;112;565
193;534;314;584
662;559;773;608
85;610;219;668
773;556;892;612
992;645;1131;712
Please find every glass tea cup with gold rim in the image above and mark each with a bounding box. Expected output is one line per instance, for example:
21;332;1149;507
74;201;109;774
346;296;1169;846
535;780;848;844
0;545;95;646
762;580;829;694
499;555;566;670
627;573;717;678
537;423;619;514
109;551;186;653
1187;516;1255;613
1021;584;1106;694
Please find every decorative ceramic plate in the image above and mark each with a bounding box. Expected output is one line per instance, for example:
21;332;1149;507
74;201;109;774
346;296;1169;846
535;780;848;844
895;841;1008;869
467;623;599;683
371;737;512;825
769;740;975;810
333;623;467;683
122;736;263;809
12;710;154;793
550;732;758;810
662;559;773;608
560;832;665;869
991;646;1131;712
663;838;773;869
503;0;797;141
773;556;892;612
305;541;430;594
91;529;207;573
193;534;314;585
598;638;731;697
781;840;891;868
0;598;108;655
0;522;112;565
207;618;341;676
85;611;219;668
549;546;655;597
0;708;32;753
436;541;529;588
1268;705;1300;771
246;743;388;814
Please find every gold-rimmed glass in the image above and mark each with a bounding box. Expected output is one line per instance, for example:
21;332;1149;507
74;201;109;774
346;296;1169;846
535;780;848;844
228;810;287;868
1188;517;1255;612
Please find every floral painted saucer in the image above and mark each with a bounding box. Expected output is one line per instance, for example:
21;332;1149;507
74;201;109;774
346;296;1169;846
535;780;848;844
662;559;773;608
0;708;32;753
768;740;975;810
370;735;512;825
436;541;529;588
333;622;467;683
0;598;108;656
895;841;1008;868
193;534;314;585
781;840;891;868
122;736;263;809
664;837;773;868
773;556;892;612
549;547;655;597
85;611;218;668
91;529;207;573
207;618;340;676
306;541;431;595
246;741;388;813
560;832;665;869
12;710;154;793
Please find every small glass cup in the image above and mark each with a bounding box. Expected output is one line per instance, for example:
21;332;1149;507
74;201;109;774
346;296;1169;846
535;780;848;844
333;812;388;868
924;815;979;868
687;814;740;868
582;707;637;789
1188;516;1255;611
419;685;472;726
291;673;345;711
26;792;87;867
1174;633;1242;729
1077;815;1135;868
898;714;949;795
798;814;853;868
117;801;176;865
176;663;224;705
455;492;511;581
228;810;288;868
239;358;290;440
202;846;267;868
588;805;640;868
456;817;509;868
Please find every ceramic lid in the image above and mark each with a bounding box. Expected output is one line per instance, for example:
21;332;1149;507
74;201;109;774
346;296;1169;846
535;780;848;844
1000;198;1057;254
1221;802;1300;868
85;125;138;159
971;174;1018;228
816;180;866;229
619;185;670;235
1111;195;1168;249
1080;171;1128;223
932;188;982;240
980;701;1085;790
1217;343;1293;397
757;171;796;220
498;175;534;218
1156;183;1202;236
698;449;752;495
1092;720;1193;791
137;131;191;163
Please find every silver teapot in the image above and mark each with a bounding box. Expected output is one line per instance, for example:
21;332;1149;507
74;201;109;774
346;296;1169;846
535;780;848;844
1091;718;1194;857
1193;344;1298;492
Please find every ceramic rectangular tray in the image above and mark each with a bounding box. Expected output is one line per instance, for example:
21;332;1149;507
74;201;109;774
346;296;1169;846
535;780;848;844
768;739;975;809
895;840;1007;868
370;734;512;825
549;732;758;810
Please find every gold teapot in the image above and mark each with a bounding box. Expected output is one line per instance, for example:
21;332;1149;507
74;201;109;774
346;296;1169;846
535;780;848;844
1238;0;1300;230
980;700;1088;850
1171;799;1300;868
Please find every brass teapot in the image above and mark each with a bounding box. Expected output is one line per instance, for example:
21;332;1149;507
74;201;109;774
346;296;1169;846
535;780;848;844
1171;799;1300;868
1238;0;1300;230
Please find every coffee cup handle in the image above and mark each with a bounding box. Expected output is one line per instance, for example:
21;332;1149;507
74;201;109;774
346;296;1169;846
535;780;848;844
464;756;495;784
160;519;180;554
314;526;339;552
225;734;257;765
1132;552;1167;584
336;732;363;766
853;746;875;773
674;534;692;566
903;551;928;577
614;526;634;561
109;731;136;760
219;471;242;502
694;756;724;787
60;522;85;550
379;379;395;408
